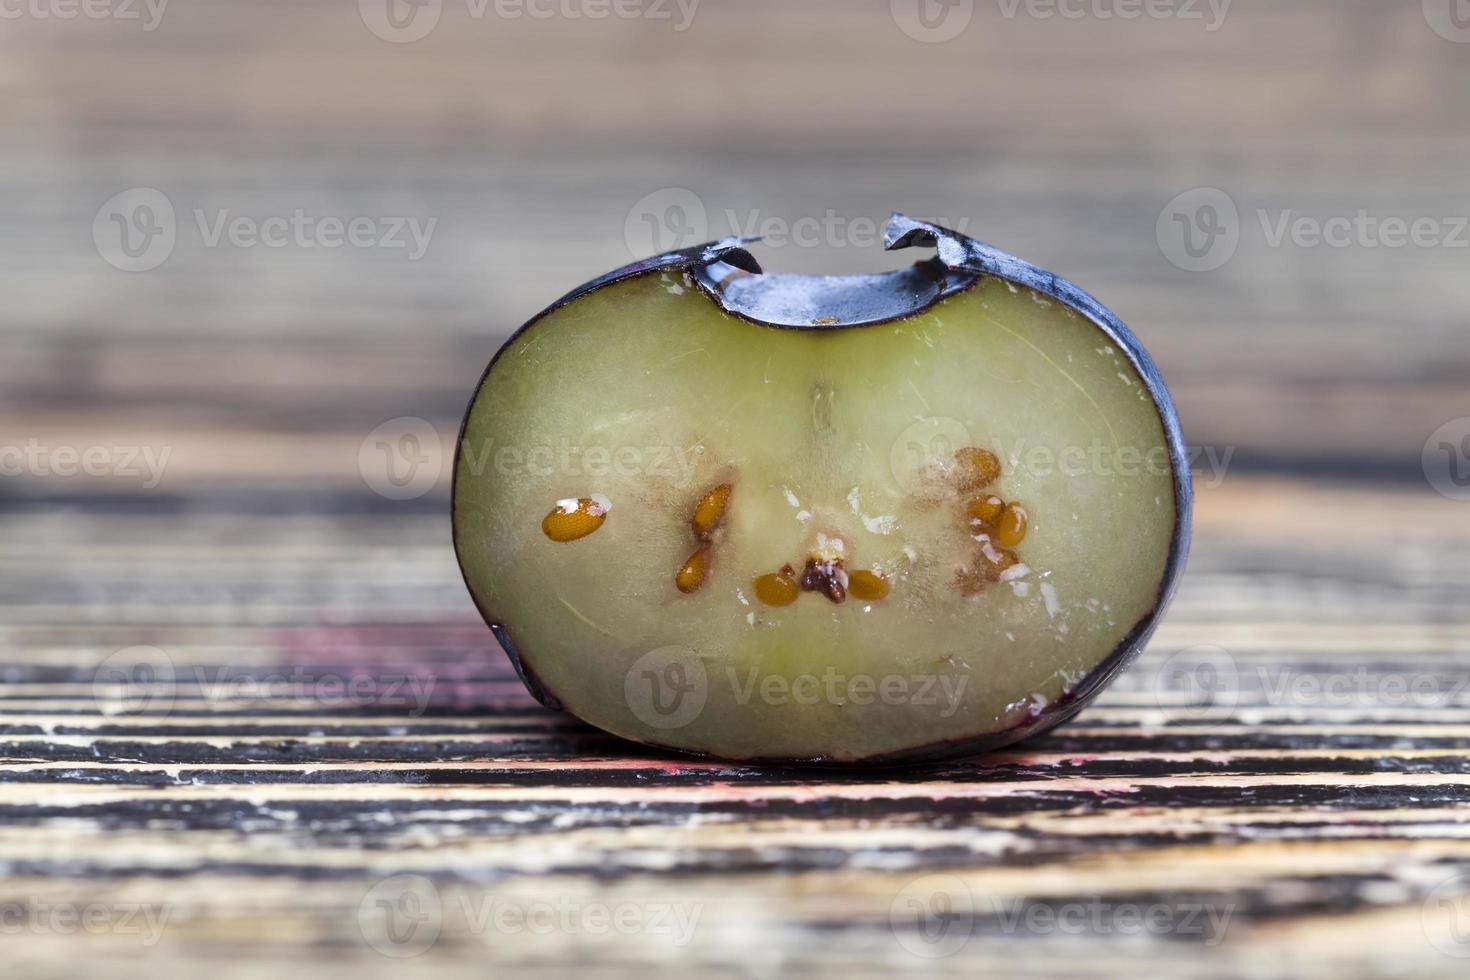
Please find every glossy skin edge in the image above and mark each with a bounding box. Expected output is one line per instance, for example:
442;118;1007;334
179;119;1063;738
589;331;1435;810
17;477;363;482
452;213;1193;765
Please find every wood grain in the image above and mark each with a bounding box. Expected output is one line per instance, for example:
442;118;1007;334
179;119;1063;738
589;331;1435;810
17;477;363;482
2;476;1469;977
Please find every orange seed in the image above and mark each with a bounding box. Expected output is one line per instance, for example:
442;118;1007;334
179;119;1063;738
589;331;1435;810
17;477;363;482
675;546;711;594
995;503;1028;548
541;496;609;542
952;447;1001;492
753;567;799;607
690;483;733;539
848;569;890;602
967;494;1006;526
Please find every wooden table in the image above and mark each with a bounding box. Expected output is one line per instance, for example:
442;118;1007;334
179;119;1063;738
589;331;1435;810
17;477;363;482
3;1;1469;976
3;475;1467;977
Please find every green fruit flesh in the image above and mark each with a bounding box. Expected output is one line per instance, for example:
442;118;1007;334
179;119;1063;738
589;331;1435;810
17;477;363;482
454;269;1176;761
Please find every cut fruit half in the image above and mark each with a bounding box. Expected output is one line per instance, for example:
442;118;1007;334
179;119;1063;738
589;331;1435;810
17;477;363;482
453;214;1191;764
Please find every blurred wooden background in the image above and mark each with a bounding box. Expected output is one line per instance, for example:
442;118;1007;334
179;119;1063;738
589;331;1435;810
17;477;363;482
2;1;1469;977
2;0;1468;487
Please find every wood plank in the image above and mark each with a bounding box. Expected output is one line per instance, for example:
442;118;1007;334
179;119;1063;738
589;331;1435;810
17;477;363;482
1;476;1468;974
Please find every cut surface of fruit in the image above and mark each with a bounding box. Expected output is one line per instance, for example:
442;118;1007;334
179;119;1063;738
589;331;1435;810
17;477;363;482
454;217;1189;763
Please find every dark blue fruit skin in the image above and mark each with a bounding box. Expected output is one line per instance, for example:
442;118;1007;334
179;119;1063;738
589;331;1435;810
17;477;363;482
453;213;1193;766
